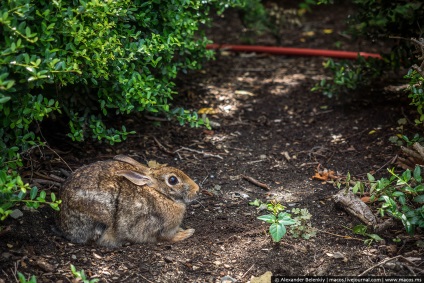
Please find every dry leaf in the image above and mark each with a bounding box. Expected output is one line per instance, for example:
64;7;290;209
312;164;338;181
323;29;333;34
360;196;371;203
148;160;164;168
198;108;219;114
302;31;315;37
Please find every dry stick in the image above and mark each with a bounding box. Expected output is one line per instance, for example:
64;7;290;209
358;255;417;277
241;174;271;191
239;264;255;280
153;137;224;159
373;155;398;174
153;136;175;154
412;142;424;159
138;274;156;283
401;146;422;161
177;147;224;160
44;144;73;173
31;178;62;187
316;229;364;241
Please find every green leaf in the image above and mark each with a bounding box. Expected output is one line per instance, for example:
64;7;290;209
413;194;424;203
352;182;361;194
277;212;296;225
249;199;261;207
30;187;38;200
269;222;286;242
368;233;383;242
352;224;367;236
0;96;11;104
367;173;375;182
413;166;422;182
257;214;276;224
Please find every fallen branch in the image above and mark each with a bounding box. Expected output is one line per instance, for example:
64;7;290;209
333;190;377;227
241;174;271;190
398;142;424;169
358;255;420;276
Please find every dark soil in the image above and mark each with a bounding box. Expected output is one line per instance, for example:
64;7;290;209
1;2;423;282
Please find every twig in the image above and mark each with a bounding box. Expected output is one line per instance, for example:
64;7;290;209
316;229;364;241
144;115;169;122
31;178;61;187
240;174;271;191
177;147;224;160
373;155;398;174
138;274;155;283
239;264;255;280
59;168;71;178
49;174;66;183
154;137;224;159
45;145;73;173
153;137;175;155
413;142;424;159
358;255;418;276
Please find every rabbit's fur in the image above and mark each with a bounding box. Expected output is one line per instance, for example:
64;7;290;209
59;155;199;247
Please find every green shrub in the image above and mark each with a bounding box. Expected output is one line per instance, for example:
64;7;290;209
405;38;424;126
311;56;384;99
0;0;242;221
351;166;424;235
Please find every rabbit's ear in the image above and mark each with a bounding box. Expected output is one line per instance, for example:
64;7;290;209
114;155;146;169
116;170;154;186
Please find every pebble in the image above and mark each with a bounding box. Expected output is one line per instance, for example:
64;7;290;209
10;209;23;219
221;275;237;283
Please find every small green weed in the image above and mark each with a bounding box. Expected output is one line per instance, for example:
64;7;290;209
250;199;296;242
70;264;99;283
290;208;317;239
15;265;98;283
351;224;383;246
17;273;37;283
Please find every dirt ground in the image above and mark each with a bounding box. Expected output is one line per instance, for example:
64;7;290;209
1;1;423;282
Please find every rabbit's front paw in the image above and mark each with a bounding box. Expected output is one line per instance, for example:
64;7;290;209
97;228;121;247
170;228;195;243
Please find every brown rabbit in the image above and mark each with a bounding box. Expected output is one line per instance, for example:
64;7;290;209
59;155;199;247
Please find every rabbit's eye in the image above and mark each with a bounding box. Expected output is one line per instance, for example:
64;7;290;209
168;176;179;185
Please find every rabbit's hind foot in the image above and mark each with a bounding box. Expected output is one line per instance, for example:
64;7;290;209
169;228;195;243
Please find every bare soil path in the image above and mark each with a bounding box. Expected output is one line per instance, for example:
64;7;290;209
1;2;423;282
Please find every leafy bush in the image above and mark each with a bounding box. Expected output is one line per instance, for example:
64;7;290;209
405;38;424;126
0;0;242;221
352;166;424;235
311;0;423;98
311;56;384;99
